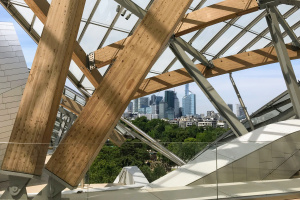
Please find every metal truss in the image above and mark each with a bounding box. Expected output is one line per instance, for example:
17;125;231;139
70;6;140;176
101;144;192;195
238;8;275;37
169;39;248;137
239;6;298;53
266;5;300;118
258;0;300;9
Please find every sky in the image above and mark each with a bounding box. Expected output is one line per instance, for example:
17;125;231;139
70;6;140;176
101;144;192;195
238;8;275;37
1;5;300;116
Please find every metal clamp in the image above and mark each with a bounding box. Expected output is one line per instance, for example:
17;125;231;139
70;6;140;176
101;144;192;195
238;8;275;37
87;52;96;71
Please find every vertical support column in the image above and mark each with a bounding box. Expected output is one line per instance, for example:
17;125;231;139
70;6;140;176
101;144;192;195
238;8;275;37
229;73;255;131
45;0;192;188
1;0;86;177
266;6;300;118
170;39;248;137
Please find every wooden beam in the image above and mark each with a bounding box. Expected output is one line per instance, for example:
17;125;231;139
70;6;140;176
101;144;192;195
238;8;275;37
60;95;125;147
133;44;300;99
60;95;83;116
94;0;259;68
45;0;192;187
174;0;259;37
24;0;103;87
1;0;85;175
109;130;126;147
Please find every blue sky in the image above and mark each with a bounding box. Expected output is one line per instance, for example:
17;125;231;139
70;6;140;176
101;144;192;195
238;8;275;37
1;5;300;115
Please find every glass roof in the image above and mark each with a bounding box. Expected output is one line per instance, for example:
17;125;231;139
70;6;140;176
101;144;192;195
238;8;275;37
1;0;300;97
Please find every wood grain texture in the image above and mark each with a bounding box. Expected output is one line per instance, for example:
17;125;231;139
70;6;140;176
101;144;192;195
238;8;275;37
109;130;126;147
94;0;259;68
1;0;85;175
133;44;300;99
60;95;123;147
60;95;83;116
24;0;103;87
46;0;192;187
174;0;259;36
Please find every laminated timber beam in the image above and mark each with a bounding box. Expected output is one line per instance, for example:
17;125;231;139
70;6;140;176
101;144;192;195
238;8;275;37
24;0;103;87
94;0;259;68
133;43;300;99
60;95;125;147
45;0;192;188
1;0;85;176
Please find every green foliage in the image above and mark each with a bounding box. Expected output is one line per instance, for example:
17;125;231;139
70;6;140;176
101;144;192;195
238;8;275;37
89;118;228;184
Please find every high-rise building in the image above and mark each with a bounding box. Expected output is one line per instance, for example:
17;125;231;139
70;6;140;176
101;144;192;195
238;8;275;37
182;84;196;116
138;97;149;109
133;99;138;113
227;104;233;112
159;101;167;119
239;106;246;119
150;94;156;105
127;101;133;113
155;96;163;104
174;95;180;118
165;90;175;109
236;104;241;117
166;108;175;120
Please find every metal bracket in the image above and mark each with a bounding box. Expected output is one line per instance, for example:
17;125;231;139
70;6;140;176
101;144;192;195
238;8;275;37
0;175;30;200
257;0;300;9
33;176;66;200
87;52;96;71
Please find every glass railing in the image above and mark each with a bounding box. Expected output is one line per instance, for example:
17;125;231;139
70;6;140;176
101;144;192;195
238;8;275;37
0;136;299;199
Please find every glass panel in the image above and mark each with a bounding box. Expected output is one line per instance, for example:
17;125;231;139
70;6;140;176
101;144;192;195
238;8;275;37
286;10;300;27
101;29;128;47
79;24;108;53
98;65;110;76
247;37;271;52
114;12;139;32
69;60;84;81
251;18;268;33
14;5;34;25
32;17;44;36
235;11;263;27
207;26;241;56
192;22;226;51
92;0;119;25
82;0;97;19
222;32;257;58
81;77;95;94
151;48;176;73
132;0;151;9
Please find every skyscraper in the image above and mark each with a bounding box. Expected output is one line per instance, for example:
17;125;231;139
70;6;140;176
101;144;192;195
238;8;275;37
228;104;233;112
133;99;138;113
165;90;175;109
182;84;196;116
159;101;167;119
138;97;149;109
150;94;156;105
127;101;133;113
174;94;180;118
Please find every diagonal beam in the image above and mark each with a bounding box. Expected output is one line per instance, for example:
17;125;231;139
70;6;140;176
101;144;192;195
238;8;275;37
24;0;103;87
1;0;85;176
170;40;247;137
133;43;300;99
94;0;259;68
45;0;192;188
272;6;300;48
